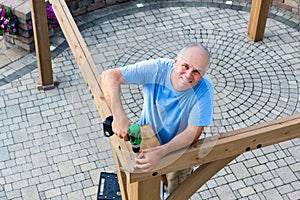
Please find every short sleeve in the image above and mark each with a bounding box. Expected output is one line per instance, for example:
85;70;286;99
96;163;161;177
119;59;158;84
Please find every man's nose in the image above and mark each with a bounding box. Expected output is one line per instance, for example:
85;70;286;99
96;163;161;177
185;68;193;78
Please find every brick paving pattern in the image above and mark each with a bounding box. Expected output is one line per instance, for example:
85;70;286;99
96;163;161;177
0;1;299;200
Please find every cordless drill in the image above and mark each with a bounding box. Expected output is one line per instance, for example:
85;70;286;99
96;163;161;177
103;116;142;153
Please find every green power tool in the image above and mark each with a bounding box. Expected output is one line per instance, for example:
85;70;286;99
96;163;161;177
103;116;142;153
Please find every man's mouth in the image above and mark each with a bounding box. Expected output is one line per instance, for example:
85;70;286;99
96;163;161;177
181;76;193;84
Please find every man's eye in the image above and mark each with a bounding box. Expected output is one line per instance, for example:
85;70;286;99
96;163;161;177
193;71;201;75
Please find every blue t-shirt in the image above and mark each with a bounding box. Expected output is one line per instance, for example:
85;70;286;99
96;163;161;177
120;58;214;144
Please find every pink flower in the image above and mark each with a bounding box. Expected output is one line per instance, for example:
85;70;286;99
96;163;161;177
46;5;53;12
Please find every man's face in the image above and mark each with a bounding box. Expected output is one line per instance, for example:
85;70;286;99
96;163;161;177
172;47;208;91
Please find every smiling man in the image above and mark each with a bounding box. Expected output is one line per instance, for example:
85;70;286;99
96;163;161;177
100;43;214;194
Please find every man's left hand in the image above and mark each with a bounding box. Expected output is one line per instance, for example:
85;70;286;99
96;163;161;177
134;146;165;172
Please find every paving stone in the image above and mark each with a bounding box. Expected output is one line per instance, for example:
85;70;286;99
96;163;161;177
6;105;21;118
12;179;28;190
45;188;61;199
262;180;275;190
239;186;256;197
37;181;54;192
67;190;85;200
200;189;214;199
288;145;300;161
263;189;284;200
229;180;246;190
6;190;22;199
276;166;298;184
57;132;75;147
57;160;76;177
215;185;235;199
31;152;49;168
287;190;300;200
0;146;10;162
277;184;294;195
21;185;40;200
253;165;269;174
229;163;251;180
83;185;97;197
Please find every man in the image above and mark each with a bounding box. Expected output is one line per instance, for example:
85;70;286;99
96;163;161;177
100;43;214;193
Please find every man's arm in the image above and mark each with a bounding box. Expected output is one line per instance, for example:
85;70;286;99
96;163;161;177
135;125;203;172
100;68;130;140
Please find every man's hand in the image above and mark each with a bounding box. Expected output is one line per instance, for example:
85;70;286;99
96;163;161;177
134;125;204;172
112;116;130;141
134;145;166;172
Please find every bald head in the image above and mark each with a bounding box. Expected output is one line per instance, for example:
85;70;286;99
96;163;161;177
177;43;210;74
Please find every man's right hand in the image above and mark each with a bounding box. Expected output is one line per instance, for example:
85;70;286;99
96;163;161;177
112;116;130;141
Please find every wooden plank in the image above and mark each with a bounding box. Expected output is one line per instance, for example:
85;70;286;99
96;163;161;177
30;0;54;89
130;113;300;182
248;0;270;41
167;156;237;200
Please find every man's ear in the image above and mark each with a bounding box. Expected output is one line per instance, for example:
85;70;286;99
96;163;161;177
174;56;179;64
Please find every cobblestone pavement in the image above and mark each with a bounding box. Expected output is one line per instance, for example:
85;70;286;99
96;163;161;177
1;1;300;200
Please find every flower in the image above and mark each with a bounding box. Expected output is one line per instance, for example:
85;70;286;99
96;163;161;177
26;4;58;30
0;4;18;36
46;5;58;28
1;3;57;36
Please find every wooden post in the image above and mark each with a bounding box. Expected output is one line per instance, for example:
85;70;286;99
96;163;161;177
128;177;160;200
30;0;58;90
247;0;270;41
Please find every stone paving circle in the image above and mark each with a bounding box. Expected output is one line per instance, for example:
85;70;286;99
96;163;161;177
0;1;299;200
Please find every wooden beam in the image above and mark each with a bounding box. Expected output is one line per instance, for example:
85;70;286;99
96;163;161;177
129;113;300;182
248;0;270;41
49;1;161;199
30;0;56;90
167;156;237;200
